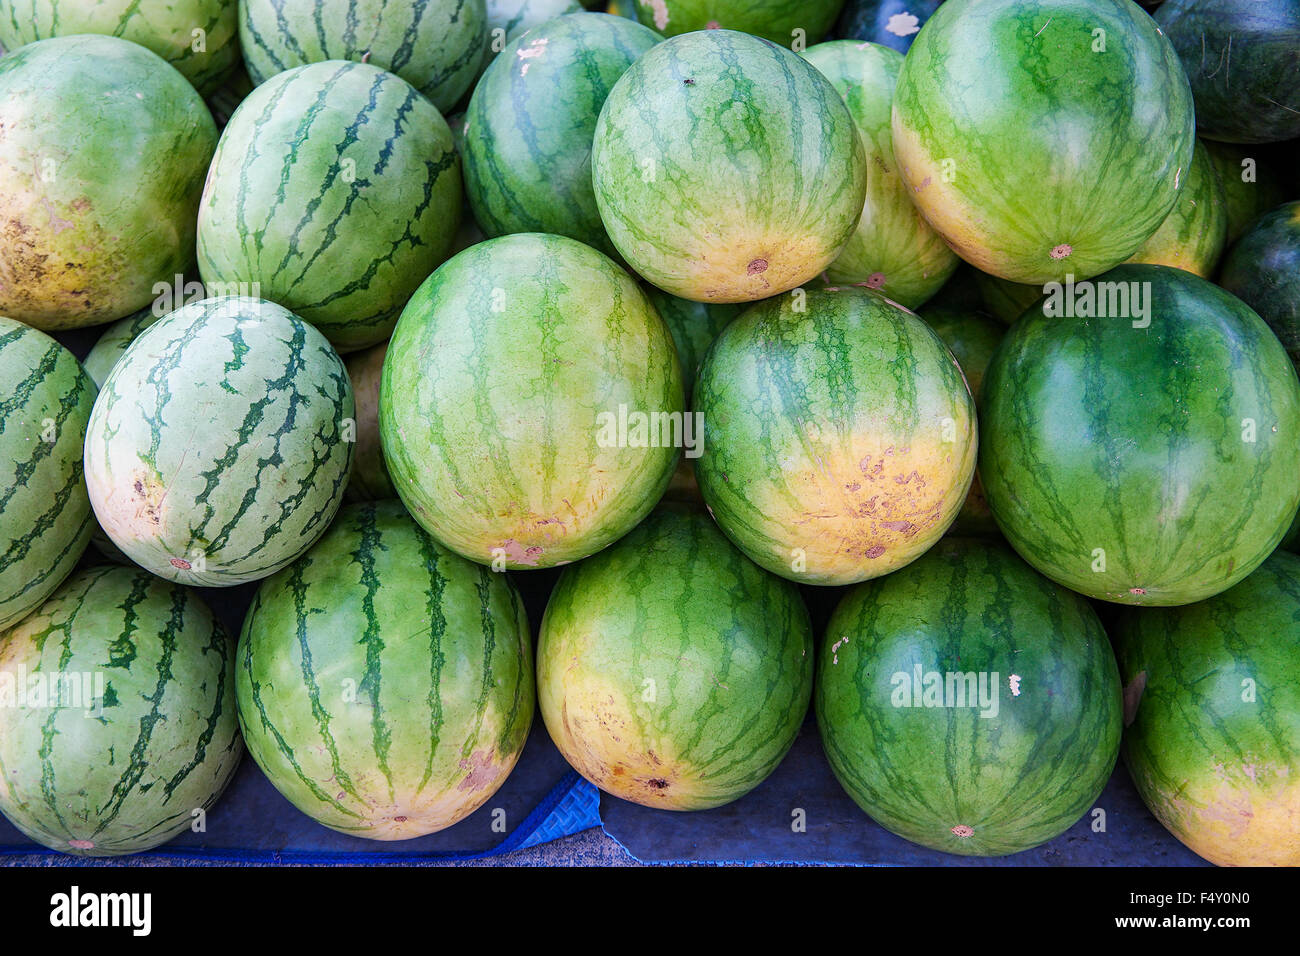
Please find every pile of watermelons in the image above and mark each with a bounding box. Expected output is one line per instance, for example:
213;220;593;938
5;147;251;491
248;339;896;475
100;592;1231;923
0;0;1297;867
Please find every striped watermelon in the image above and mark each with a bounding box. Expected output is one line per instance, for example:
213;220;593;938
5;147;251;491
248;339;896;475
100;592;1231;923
482;0;582;66
1125;140;1227;278
197;60;462;354
1115;550;1300;866
919;306;1003;537
695;286;977;586
380;233;682;569
239;0;487;114
981;264;1300;606
892;0;1194;284
1205;141;1287;244
0;318;95;630
0;566;242;856
631;0;844;44
1219;201;1300;363
644;287;742;398
970;143;1229;323
803;40;957;309
236;500;534;839
84;296;355;587
82;307;165;565
81;307;164;391
591;29;867;303
817;537;1121;856
0;35;217;330
343;342;397;502
537;506;813;810
463;13;659;258
0;0;239;94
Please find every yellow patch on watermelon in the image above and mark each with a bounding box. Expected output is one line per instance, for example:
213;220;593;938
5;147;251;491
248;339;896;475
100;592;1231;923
1151;763;1300;867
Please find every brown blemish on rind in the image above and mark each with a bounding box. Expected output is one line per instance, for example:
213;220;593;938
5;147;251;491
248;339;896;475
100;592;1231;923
499;539;542;566
1050;244;1073;260
747;258;768;275
456;750;498;792
169;557;191;570
951;824;974;838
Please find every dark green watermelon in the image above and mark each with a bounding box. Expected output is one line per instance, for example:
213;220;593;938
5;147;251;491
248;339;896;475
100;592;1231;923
1218;201;1300;362
1155;0;1300;144
463;13;659;257
1115;551;1300;866
537;507;813;810
981;264;1300;606
835;0;942;51
817;537;1121;856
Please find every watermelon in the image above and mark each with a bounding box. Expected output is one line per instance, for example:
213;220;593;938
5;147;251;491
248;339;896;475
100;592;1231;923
0;35;217;330
835;0;942;51
919;307;1004;537
81;308;164;391
924;262;985;313
81;307;165;565
1218;201;1300;363
973;271;1041;324
1204;141;1287;244
1283;505;1300;553
236;500;533;839
537;506;813;810
239;0;488;114
631;0;844;45
978;141;1231;314
0;317;95;630
0;0;239;94
0;565;242;856
1125;140;1227;278
891;0;1195;284
197;60;462;354
817;537;1121;856
591;29;867;303
380;233;682;569
483;0;582;64
343;341;397;502
643;287;742;398
980;264;1300;606
802;40;958;309
206;62;255;129
1115;550;1300;866
695;286;977;586
1155;0;1300;144
84;296;355;586
463;13;660;258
